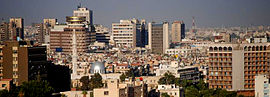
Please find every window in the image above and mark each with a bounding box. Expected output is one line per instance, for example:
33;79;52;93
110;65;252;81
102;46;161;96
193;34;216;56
104;91;109;95
1;84;6;87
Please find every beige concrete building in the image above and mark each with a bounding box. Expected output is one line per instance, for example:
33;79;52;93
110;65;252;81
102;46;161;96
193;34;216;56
255;74;270;97
112;19;137;48
148;22;169;54
73;7;93;25
94;79;147;97
9;18;24;40
208;43;270;91
43;18;57;28
158;84;179;97
171;21;185;43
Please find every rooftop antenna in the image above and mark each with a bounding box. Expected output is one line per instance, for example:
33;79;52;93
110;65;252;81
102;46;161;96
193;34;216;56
191;16;197;39
77;0;82;8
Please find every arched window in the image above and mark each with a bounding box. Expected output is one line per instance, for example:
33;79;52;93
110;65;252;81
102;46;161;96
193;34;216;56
252;46;255;51
214;47;218;51
260;46;263;51
228;47;232;51
256;46;259;51
219;47;222;51
209;47;213;51
224;47;228;51
248;46;251;51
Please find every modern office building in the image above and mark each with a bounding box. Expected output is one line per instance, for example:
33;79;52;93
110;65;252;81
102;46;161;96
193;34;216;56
50;16;92;54
2;41;47;86
112;18;146;48
73;7;93;25
208;43;270;91
148;22;169;54
9;18;24;40
136;19;147;47
94;24;110;45
171;21;185;43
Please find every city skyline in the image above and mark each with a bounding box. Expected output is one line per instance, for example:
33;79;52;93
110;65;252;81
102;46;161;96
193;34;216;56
0;0;270;28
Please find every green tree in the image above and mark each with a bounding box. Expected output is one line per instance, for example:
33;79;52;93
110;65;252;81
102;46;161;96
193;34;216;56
182;79;238;97
158;72;176;85
20;80;54;97
89;73;103;90
80;76;90;90
161;93;170;97
82;91;88;97
185;86;200;97
120;73;126;82
0;90;10;97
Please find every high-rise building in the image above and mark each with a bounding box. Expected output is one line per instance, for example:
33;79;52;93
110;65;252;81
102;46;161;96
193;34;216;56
9;18;24;41
112;18;146;48
136;19;147;47
0;22;9;41
43;19;57;28
208;43;270;91
2;41;47;86
148;22;169;54
34;19;57;44
94;24;110;45
112;19;136;48
50;16;92;54
171;21;185;43
73;7;93;25
34;23;47;44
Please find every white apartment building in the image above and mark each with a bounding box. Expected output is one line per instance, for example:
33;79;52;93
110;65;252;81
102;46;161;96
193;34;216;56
112;19;137;48
255;75;270;97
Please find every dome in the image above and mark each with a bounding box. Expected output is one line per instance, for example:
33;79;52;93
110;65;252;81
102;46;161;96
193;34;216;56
90;61;105;74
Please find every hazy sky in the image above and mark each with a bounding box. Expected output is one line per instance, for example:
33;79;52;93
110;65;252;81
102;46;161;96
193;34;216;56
0;0;270;28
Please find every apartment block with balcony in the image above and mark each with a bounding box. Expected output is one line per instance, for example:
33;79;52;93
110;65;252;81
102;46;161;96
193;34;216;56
2;41;47;86
208;43;270;91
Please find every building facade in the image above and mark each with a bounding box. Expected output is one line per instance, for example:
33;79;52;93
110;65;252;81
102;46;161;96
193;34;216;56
112;19;136;48
171;21;185;43
73;7;93;25
0;22;9;41
9;18;24;40
43;18;57;28
148;22;169;54
255;75;270;97
2;41;47;86
50;16;91;54
208;43;270;91
94;24;110;45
